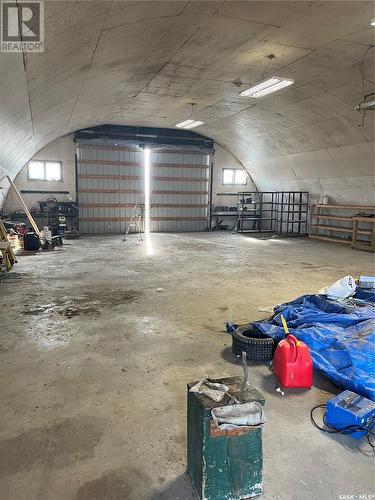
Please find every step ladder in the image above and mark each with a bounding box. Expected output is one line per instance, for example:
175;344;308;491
123;205;143;241
0;221;17;271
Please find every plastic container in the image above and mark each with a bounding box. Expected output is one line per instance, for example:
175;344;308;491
273;334;313;388
7;234;19;250
24;232;40;251
41;227;52;242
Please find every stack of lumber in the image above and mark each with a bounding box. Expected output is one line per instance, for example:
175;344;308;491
0;221;17;270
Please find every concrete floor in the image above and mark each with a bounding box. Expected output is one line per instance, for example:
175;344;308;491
0;232;374;500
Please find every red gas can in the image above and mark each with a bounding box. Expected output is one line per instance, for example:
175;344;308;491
273;335;313;389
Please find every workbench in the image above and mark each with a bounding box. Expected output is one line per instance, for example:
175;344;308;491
210;211;238;230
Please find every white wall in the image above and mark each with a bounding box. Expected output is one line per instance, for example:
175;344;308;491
209;144;257;230
4;135;76;213
246;141;375;206
212;144;257;209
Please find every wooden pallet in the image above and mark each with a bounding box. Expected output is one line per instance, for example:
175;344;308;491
0;221;17;270
309;204;375;251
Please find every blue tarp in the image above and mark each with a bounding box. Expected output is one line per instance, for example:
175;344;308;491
251;290;375;401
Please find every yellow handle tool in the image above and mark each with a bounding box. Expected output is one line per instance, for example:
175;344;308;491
281;314;300;345
281;314;289;335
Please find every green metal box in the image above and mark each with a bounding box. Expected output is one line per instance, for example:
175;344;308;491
187;377;265;500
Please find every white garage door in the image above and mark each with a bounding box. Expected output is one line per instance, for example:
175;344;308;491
150;149;209;232
77;144;144;234
77;143;210;233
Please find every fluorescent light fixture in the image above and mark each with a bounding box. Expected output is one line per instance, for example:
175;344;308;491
175;119;195;128
144;148;154;256
239;77;294;98
175;119;204;129
356;99;375;111
371;20;375;26
183;120;204;129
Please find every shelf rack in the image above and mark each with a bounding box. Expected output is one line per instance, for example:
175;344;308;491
274;191;309;236
233;192;276;233
309;204;375;251
233;191;308;236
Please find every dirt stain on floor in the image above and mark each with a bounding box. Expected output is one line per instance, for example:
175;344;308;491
0;416;106;477
75;467;150;500
93;289;143;307
22;303;99;318
22;289;143;318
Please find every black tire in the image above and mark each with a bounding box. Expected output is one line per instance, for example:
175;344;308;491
232;325;276;363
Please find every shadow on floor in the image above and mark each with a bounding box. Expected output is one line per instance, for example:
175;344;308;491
257;364;342;398
75;467;150;500
312;371;341;395
150;473;198;500
220;346;241;365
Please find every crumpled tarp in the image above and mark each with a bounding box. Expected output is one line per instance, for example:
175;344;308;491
251;289;375;401
211;401;266;429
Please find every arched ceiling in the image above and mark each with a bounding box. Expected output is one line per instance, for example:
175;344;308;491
0;0;374;182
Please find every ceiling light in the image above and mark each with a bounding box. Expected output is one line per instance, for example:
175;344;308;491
175;119;195;128
183;120;204;129
371;20;375;26
239;77;294;98
175;119;204;129
356;99;375;111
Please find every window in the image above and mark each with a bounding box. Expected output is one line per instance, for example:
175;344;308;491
28;160;62;181
222;168;247;185
28;161;44;180
45;161;62;180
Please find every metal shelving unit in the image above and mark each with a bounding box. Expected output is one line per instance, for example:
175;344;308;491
233;191;308;236
233;192;278;233
274;191;309;236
